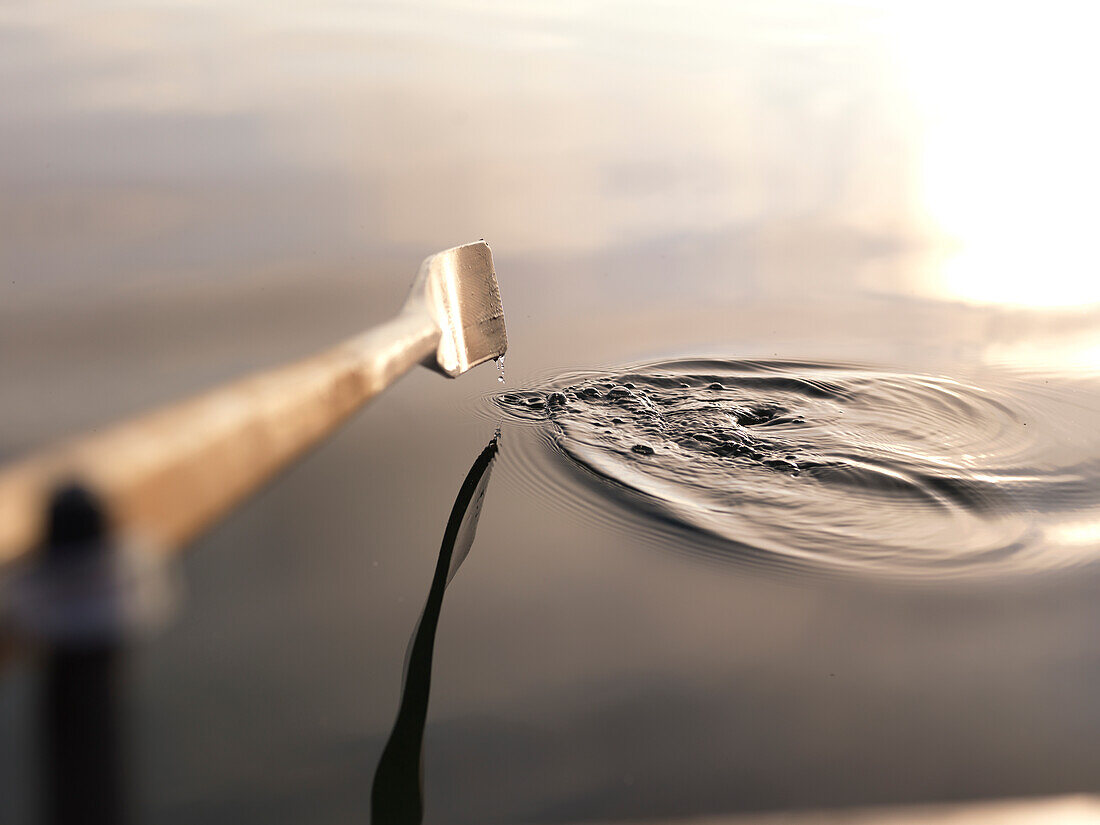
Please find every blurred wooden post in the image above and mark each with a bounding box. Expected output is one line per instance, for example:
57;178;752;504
41;642;124;825
34;485;127;825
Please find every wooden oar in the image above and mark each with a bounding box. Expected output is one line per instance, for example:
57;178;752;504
0;241;506;566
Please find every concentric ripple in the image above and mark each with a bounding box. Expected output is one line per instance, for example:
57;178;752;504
492;359;1100;578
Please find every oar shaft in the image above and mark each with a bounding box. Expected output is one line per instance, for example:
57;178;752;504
0;310;440;566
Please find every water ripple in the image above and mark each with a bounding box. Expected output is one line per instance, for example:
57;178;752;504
490;359;1100;579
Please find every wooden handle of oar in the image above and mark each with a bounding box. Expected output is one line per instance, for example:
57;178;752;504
0;311;440;567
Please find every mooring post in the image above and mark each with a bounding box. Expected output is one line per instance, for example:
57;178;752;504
6;482;173;825
38;485;125;825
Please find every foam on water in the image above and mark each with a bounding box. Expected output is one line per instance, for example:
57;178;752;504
493;359;1100;579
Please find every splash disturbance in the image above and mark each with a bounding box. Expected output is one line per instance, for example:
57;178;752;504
495;359;1100;578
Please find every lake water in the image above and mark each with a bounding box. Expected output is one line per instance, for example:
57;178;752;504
2;1;1100;822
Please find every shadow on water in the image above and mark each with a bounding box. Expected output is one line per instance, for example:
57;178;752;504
370;435;500;825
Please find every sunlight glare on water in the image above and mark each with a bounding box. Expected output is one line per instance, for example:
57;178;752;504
886;0;1100;308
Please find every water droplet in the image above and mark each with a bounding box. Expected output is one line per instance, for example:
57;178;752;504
496;353;506;383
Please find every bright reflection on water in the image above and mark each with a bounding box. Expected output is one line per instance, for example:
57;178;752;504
887;1;1100;309
2;1;1100;824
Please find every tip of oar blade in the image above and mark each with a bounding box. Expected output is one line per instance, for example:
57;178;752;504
419;241;508;377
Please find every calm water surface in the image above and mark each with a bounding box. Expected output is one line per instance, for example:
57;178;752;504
2;2;1100;823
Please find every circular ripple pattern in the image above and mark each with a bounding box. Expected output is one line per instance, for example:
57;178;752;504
492;359;1100;578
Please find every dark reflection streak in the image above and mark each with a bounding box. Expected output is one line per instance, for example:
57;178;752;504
371;435;500;825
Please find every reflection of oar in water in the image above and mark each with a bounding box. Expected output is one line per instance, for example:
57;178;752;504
0;241;506;568
372;435;500;825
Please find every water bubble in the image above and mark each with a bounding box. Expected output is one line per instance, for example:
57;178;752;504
496;353;506;383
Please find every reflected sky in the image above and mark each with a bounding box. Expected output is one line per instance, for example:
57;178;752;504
4;1;1097;309
885;2;1100;308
